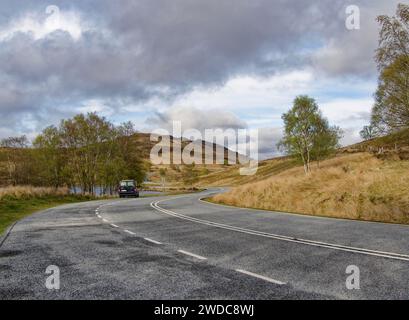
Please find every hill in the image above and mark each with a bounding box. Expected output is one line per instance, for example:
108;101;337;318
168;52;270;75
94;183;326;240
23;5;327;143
197;156;298;186
0;132;246;188
130;132;248;188
209;129;409;224
340;129;409;160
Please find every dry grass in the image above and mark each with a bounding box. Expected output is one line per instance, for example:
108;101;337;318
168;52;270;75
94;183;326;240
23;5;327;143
0;186;70;199
198;157;298;187
212;153;409;224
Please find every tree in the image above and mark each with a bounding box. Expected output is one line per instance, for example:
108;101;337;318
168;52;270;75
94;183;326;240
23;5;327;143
371;54;409;132
56;113;145;195
375;4;409;71
360;125;378;141
371;4;409;133
278;95;341;173
0;114;146;192
278;96;319;173
311;118;342;168
115;122;146;186
0;135;31;185
59;113;116;194
33;126;66;188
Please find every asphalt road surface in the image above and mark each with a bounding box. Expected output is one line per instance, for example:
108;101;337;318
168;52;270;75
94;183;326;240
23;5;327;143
1;188;409;300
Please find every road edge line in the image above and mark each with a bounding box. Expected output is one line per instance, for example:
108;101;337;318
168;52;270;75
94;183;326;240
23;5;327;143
236;269;286;285
177;250;207;260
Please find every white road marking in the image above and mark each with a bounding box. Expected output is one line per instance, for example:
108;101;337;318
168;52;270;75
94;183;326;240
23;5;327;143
177;250;207;260
198;190;409;228
144;238;162;245
96;214;102;219
236;269;286;285
124;230;136;235
151;200;409;262
102;219;109;223
110;224;119;228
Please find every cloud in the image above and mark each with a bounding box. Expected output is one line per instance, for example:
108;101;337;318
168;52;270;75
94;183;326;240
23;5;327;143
147;107;283;160
0;6;85;41
320;98;373;127
0;0;402;143
312;0;401;77
255;127;284;159
146;106;247;133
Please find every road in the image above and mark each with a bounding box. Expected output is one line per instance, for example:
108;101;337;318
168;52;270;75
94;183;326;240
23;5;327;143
1;188;409;299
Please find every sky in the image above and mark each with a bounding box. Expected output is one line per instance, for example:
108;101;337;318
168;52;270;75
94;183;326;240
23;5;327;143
0;0;403;158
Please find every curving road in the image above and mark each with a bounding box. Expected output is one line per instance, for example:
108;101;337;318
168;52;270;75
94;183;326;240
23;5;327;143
1;189;409;299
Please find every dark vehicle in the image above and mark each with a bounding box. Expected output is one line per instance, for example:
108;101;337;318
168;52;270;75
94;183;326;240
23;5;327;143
118;180;139;198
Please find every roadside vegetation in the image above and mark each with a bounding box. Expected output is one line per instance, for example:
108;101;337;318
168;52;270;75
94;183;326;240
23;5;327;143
212;153;409;224
0;113;147;195
0;186;97;235
368;4;409;136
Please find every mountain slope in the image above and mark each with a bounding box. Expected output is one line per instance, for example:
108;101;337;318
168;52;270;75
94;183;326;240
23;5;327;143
210;129;409;224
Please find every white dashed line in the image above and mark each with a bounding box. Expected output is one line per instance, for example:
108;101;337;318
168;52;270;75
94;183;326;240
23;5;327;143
102;219;109;223
124;230;136;235
144;238;162;245
110;224;119;228
177;250;207;260
236;269;286;285
96;215;102;219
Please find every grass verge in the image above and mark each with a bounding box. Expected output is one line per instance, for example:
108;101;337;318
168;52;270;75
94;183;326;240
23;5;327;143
0;194;98;236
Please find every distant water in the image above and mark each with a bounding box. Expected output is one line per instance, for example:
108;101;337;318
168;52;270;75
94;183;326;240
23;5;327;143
70;186;163;196
70;186;113;196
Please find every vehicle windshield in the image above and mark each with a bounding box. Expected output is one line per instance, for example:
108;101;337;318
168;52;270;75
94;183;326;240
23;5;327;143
120;181;135;187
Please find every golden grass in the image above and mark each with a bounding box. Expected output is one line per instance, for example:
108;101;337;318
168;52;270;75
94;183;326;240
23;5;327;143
212;153;409;224
0;186;70;199
198;157;298;187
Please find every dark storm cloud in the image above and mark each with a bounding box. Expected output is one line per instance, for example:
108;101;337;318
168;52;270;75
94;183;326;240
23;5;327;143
105;0;348;85
0;0;402;137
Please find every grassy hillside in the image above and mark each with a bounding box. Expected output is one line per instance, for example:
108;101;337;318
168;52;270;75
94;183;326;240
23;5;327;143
201;129;409;188
198;156;298;186
340;129;409;160
210;129;409;224
212;153;409;224
142;133;248;186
